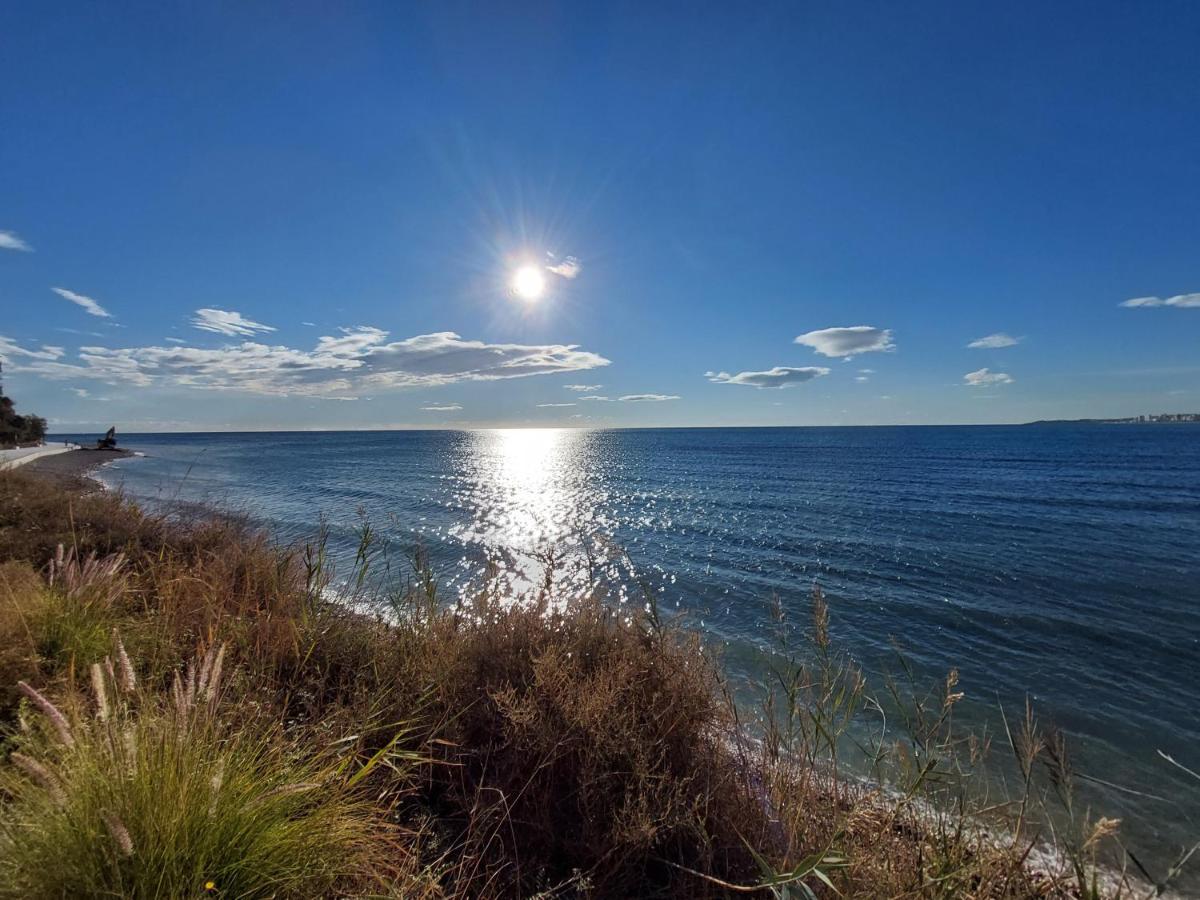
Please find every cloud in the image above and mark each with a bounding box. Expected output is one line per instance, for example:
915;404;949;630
563;383;602;392
0;230;32;252
578;395;610;401
706;366;830;389
421;404;462;412
0;329;610;399
360;332;609;388
165;337;187;344
855;376;869;383
191;308;276;337
859;368;875;374
794;326;893;358
1120;293;1200;309
618;394;679;402
968;332;1021;349
0;335;66;361
537;402;576;407
545;255;582;279
52;287;111;318
963;367;1013;386
67;387;89;398
301;321;317;326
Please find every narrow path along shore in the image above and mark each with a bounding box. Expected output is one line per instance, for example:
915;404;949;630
21;448;132;489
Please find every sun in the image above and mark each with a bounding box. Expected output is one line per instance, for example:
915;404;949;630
511;265;546;301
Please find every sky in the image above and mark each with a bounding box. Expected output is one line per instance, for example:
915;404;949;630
1;1;1198;431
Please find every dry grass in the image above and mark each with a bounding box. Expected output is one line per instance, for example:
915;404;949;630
0;467;1187;898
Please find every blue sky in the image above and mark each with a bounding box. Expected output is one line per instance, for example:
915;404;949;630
2;1;1197;430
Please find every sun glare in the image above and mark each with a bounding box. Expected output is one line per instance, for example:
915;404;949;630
511;265;546;301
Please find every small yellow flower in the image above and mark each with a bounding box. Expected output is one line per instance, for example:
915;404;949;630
204;882;216;892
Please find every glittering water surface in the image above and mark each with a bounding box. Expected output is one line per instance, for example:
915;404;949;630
67;425;1200;875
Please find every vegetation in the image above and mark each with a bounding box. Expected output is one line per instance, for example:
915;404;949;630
0;467;1190;897
0;390;47;449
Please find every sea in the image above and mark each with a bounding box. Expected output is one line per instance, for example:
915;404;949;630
55;425;1200;883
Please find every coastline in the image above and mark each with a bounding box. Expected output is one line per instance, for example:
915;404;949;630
21;448;132;491
0;461;1187;897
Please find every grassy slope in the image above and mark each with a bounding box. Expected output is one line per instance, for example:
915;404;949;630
0;469;1169;898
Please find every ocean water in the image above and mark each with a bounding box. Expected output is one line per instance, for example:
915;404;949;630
63;425;1200;878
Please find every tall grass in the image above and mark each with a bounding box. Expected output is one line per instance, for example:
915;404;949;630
0;631;388;899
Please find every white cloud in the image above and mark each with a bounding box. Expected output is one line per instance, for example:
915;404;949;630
67;387;89;398
964;367;1013;386
968;332;1021;349
1120;293;1200;309
421;404;462;412
192;308;276;337
859;368;875;374
545;255;582;279
794;326;894;357
52;287;111;318
0;230;32;252
301;321;317;326
165;337;187;344
0;335;66;361
577;393;678;402
564;383;602;392
855;376;869;383
537;402;576;407
0;329;610;399
706;366;830;389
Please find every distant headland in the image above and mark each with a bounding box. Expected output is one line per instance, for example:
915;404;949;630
1025;412;1200;425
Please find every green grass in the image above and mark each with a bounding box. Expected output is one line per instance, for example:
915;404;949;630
0;641;387;899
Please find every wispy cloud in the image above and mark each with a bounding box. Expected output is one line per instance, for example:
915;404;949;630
563;383;602;392
0;329;610;399
0;230;32;252
855;376;869;382
191;308;276;337
301;321;317;326
537;402;576;407
706;366;830;388
576;393;678;402
67;387;89;398
52;287;111;318
0;336;65;361
421;404;462;412
1120;293;1200;309
968;332;1021;348
795;326;894;358
165;337;187;344
545;254;582;279
964;367;1013;386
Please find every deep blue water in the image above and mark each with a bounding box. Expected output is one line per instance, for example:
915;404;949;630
56;425;1200;875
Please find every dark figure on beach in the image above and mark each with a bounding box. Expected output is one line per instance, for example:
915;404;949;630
95;426;118;450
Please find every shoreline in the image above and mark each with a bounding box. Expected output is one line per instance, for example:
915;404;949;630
22;448;133;491
0;460;1180;897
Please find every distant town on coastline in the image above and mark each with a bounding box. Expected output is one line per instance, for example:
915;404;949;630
1026;413;1200;425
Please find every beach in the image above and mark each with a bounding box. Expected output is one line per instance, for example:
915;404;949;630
22;448;131;489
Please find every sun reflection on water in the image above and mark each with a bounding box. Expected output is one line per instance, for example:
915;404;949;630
449;428;628;605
